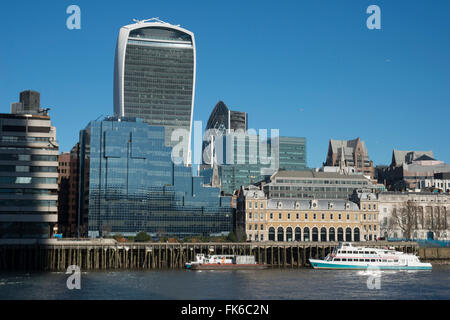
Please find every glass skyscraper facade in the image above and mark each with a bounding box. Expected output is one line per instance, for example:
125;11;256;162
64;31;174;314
114;19;196;164
200;133;307;195
79;117;233;238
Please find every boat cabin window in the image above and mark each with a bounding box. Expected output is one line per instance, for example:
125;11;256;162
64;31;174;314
341;250;347;254
370;259;375;262
347;258;352;262
370;251;376;254
341;258;347;262
382;259;387;262
334;258;341;261
364;251;369;254
394;260;398;263
364;259;370;262
359;259;364;262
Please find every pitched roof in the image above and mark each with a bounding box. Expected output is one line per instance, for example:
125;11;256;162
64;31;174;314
392;150;435;166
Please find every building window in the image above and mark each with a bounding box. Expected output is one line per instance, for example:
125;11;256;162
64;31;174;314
330;213;334;220
260;224;264;230
363;214;366;220
279;213;282;220
313;213;316;220
260;234;264;241
368;214;371;221
346;214;350;220
368;204;371;210
374;225;377;231
338;214;342;220
296;213;299;220
287;213;291;220
270;213;273;220
249;202;252;209
249;224;252;230
305;213;308;220
374;204;377;210
249;213;252;220
363;204;366;210
321;213;325;220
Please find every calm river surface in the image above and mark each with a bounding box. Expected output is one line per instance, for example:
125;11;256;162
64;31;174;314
1;265;449;300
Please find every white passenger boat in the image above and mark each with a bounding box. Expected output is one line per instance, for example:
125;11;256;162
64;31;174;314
309;242;432;270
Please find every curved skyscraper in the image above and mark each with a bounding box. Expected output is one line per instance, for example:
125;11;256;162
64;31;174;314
114;18;196;164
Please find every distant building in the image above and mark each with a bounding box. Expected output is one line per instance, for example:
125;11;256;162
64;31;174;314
200;103;306;195
378;192;449;240
57;153;70;235
324;137;374;179
260;170;385;200
200;133;307;195
78;117;233;238
57;145;82;237
202;101;248;166
206;101;247;134
114;18;196;162
0;91;59;239
383;150;450;191
236;186;380;242
419;172;450;193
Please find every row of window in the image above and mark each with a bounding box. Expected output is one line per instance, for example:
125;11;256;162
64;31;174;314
334;258;398;263
275;179;369;185
0;154;58;162
248;212;377;221
362;203;377;211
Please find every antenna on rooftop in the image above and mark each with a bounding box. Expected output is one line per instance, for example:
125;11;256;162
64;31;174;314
132;17;178;26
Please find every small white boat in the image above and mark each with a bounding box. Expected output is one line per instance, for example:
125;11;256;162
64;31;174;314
309;242;432;270
185;254;267;270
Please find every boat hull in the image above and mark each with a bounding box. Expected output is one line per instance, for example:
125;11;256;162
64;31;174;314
190;263;268;270
309;259;432;270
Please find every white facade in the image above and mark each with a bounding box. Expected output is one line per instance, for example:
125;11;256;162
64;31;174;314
419;178;450;192
378;192;449;240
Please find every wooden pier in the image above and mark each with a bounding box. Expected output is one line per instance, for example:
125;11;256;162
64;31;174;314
0;240;420;271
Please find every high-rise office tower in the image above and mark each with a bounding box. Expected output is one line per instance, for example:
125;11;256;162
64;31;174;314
0;91;59;239
114;18;196;164
202;101;247;165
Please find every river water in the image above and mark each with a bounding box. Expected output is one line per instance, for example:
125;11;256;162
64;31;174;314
1;265;449;300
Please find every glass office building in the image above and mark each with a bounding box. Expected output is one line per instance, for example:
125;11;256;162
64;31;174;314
200;133;307;195
114;19;196;164
79;117;233;238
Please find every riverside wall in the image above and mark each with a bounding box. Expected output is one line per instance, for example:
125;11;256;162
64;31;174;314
0;240;427;271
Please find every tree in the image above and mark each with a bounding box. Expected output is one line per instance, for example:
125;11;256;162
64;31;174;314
389;201;418;240
226;232;237;242
135;231;151;242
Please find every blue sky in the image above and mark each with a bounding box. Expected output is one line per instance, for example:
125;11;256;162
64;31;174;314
0;0;449;168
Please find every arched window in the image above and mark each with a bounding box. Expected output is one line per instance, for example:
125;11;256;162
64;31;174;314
329;227;335;242
345;227;352;242
354;228;360;242
312;227;319;242
268;227;275;241
337;228;344;241
304;227;310;242
320;227;327;242
295;227;301;241
286;227;293;242
277;227;284;242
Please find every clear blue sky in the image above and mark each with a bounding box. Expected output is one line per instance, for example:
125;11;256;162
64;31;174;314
1;0;449;168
